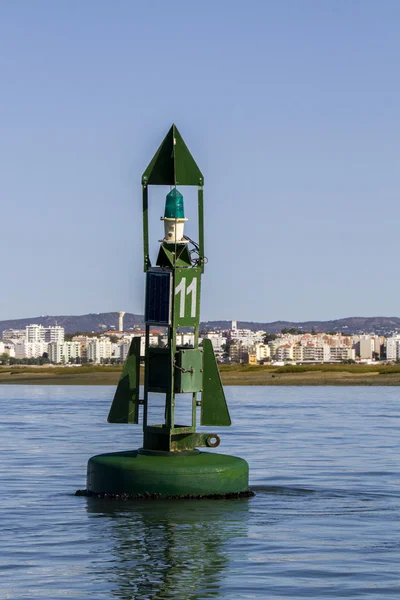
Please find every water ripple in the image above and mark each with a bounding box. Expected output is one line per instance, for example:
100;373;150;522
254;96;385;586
0;385;400;599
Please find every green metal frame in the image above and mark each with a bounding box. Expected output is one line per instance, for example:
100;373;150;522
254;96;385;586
109;124;230;452
141;124;204;273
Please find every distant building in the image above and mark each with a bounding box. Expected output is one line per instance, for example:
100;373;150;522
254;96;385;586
358;338;374;359
329;346;355;361
46;326;65;344
386;336;400;361
175;333;195;347
229;342;248;363
293;345;303;362
26;324;64;344
202;332;227;356
248;353;257;365
275;344;294;361
14;341;48;359
87;338;112;363
306;344;337;363
254;342;270;362
119;340;131;362
0;341;15;357
118;333;147;357
230;326;257;346
2;329;25;342
48;342;81;364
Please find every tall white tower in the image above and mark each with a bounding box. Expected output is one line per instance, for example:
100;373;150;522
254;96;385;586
118;311;126;332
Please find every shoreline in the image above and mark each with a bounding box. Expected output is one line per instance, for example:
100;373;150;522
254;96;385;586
1;365;400;386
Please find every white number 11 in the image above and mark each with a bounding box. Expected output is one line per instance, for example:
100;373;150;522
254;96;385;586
175;277;197;318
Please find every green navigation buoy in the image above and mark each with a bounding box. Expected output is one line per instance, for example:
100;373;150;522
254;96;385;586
85;124;250;498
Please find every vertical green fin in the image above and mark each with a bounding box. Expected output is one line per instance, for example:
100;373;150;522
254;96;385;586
108;337;141;424
201;339;231;426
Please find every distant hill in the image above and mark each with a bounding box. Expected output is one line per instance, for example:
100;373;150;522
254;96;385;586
1;314;400;336
201;317;400;335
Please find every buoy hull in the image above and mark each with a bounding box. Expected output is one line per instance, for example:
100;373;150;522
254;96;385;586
87;450;249;497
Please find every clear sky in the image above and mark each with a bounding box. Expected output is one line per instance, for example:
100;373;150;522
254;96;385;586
1;0;400;323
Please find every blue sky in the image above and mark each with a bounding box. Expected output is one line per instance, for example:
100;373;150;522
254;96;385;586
1;0;400;322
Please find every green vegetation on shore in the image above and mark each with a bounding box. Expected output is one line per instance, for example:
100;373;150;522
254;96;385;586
219;363;400;374
1;363;400;386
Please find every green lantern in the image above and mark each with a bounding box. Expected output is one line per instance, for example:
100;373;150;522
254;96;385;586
164;188;184;219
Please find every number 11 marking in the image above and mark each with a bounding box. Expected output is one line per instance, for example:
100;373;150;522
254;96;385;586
186;278;197;318
175;277;197;318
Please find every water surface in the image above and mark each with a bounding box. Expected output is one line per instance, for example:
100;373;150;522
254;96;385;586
1;386;399;599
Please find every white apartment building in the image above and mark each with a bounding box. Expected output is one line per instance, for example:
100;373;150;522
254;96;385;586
119;336;148;361
229;321;263;347
293;345;303;362
176;333;195;347
26;325;45;343
329;346;356;361
202;332;227;353
26;325;64;344
14;341;48;359
229;343;248;362
87;338;112;363
120;340;132;362
275;343;345;363
48;343;62;364
119;334;147;357
302;344;336;363
268;339;283;355
253;330;267;343
110;343;120;360
46;326;65;344
230;330;257;347
0;341;15;357
254;342;270;362
386;336;400;361
2;329;25;342
275;344;293;361
48;342;81;364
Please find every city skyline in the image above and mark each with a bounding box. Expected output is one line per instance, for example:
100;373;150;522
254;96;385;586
1;311;400;338
2;320;399;365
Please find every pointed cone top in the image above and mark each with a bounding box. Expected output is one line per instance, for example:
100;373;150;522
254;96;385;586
142;124;204;186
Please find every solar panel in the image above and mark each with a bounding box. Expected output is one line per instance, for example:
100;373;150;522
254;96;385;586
145;269;172;325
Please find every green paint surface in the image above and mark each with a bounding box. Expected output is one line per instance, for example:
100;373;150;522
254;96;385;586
174;349;203;393
108;337;140;424
142;124;203;186
201;339;231;426
87;450;249;496
173;267;201;327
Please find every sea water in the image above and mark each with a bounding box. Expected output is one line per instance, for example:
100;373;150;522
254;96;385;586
1;385;399;599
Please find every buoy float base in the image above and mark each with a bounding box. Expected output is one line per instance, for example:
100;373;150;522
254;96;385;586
86;449;250;498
